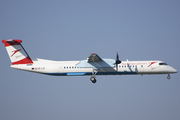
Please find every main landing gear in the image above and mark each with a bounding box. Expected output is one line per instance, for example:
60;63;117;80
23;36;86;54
90;69;97;83
167;74;171;79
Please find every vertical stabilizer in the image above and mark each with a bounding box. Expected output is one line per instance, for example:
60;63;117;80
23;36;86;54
2;39;33;65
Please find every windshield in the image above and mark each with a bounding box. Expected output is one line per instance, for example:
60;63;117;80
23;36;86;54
159;63;168;65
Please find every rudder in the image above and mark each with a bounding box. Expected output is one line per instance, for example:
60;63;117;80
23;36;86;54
2;39;33;65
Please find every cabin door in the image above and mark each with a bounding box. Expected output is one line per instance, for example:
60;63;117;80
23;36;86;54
59;65;64;73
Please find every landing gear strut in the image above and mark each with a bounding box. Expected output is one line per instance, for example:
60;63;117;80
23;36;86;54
167;74;171;79
90;69;97;83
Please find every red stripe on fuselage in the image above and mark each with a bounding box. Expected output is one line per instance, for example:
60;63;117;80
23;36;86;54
148;62;156;67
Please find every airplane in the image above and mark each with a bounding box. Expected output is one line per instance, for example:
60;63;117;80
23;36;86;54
2;39;178;83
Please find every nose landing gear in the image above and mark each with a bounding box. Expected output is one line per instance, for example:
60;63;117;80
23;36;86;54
167;74;171;79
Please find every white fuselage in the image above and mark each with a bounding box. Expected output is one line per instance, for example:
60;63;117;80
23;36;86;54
11;58;177;76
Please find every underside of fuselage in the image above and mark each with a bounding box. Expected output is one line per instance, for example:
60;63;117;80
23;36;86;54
43;71;138;76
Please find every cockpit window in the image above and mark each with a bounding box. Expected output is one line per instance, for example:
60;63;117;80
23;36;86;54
159;63;168;65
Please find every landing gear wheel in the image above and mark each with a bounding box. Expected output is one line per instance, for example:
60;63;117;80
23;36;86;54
90;77;97;83
167;74;171;79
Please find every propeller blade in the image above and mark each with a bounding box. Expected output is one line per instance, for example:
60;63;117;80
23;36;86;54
116;52;121;64
116;63;118;71
116;52;119;61
115;52;121;71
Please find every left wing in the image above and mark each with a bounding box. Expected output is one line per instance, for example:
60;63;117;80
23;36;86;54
87;53;103;62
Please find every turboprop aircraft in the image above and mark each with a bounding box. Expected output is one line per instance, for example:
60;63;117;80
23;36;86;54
2;39;178;83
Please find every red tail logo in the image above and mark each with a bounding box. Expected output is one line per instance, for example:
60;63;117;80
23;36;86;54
11;49;21;57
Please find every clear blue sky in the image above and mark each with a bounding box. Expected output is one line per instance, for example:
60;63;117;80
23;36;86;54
1;0;180;120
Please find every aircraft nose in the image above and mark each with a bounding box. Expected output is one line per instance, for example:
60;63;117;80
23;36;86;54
171;68;178;73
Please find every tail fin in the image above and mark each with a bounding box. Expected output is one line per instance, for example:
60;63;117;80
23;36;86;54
2;39;33;65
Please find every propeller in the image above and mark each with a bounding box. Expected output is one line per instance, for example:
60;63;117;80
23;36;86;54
115;52;121;71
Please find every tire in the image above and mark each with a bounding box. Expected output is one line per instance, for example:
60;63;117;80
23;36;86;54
90;77;97;83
